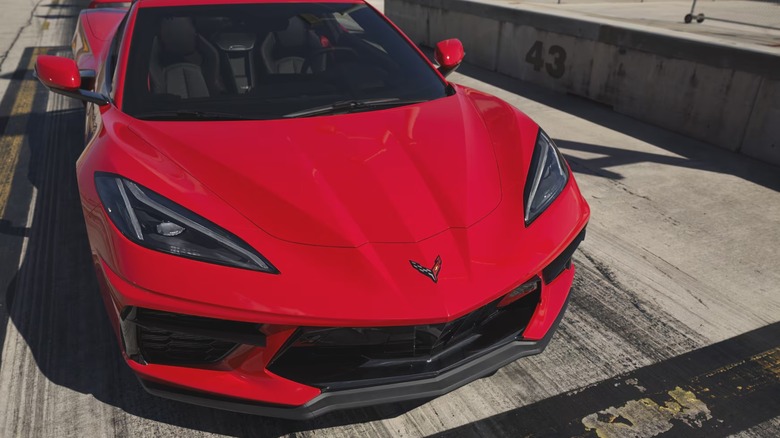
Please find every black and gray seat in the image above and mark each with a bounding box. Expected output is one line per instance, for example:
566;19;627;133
260;16;322;74
149;17;224;98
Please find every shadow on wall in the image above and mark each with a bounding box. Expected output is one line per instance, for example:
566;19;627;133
450;59;780;192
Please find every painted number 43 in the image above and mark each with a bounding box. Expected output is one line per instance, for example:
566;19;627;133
525;41;566;79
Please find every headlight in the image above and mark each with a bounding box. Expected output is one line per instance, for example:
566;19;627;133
95;173;277;273
524;129;569;225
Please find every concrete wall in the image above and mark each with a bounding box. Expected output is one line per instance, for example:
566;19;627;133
386;0;780;166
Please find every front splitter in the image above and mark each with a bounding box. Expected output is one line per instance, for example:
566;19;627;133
140;295;571;420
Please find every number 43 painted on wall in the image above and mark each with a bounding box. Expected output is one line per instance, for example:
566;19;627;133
525;41;567;79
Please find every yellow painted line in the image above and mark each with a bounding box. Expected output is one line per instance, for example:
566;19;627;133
0;48;43;218
754;347;780;380
582;386;712;438
581;346;780;438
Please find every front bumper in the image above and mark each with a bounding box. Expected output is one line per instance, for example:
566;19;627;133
140;291;571;420
90;223;585;417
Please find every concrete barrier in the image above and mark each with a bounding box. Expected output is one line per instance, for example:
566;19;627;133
386;0;780;166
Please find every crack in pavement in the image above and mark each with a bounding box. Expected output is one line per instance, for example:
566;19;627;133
0;0;45;74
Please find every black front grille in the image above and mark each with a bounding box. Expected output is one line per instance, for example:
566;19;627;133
268;279;542;391
138;327;238;365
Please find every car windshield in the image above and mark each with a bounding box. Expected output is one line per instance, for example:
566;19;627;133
122;3;449;120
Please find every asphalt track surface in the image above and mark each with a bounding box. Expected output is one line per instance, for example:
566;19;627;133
0;1;778;437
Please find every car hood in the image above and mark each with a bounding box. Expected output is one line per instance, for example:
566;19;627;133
127;94;502;247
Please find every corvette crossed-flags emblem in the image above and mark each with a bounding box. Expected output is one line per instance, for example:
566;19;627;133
409;255;442;283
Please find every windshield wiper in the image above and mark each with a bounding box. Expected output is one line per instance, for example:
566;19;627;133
283;98;428;118
134;110;262;121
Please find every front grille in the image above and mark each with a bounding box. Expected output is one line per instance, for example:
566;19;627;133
267;279;542;391
138;327;237;365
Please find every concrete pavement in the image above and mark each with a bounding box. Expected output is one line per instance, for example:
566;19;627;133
0;0;778;436
0;0;41;72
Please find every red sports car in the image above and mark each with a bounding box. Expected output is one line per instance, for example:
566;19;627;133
35;0;589;419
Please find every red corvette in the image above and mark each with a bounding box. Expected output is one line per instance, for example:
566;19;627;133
36;0;589;419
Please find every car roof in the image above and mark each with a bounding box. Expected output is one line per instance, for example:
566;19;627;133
134;0;364;8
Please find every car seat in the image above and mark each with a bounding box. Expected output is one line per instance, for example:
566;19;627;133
260;16;323;74
149;17;224;98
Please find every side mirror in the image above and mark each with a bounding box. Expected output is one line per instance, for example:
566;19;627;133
35;55;109;106
434;39;464;78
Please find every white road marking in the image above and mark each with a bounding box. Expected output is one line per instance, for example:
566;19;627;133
17;187;36;268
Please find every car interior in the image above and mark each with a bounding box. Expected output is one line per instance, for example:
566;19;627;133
122;3;448;119
145;8;393;100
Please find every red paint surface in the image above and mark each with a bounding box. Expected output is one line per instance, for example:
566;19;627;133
435;39;465;69
35;55;81;90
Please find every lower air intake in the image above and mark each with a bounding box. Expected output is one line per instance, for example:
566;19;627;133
120;307;266;366
138;327;237;365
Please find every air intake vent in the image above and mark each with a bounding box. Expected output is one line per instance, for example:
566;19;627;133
138;327;237;365
119;307;266;366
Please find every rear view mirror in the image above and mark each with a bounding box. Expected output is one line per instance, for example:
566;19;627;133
35;55;109;106
434;39;464;77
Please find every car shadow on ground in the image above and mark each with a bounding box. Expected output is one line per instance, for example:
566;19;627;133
450;60;780;191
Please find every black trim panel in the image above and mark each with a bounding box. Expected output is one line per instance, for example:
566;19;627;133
542;227;586;284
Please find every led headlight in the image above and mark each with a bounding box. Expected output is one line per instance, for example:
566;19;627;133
524;129;569;225
95;173;277;273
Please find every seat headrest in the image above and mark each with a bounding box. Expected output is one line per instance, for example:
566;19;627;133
160;17;197;56
273;16;308;48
